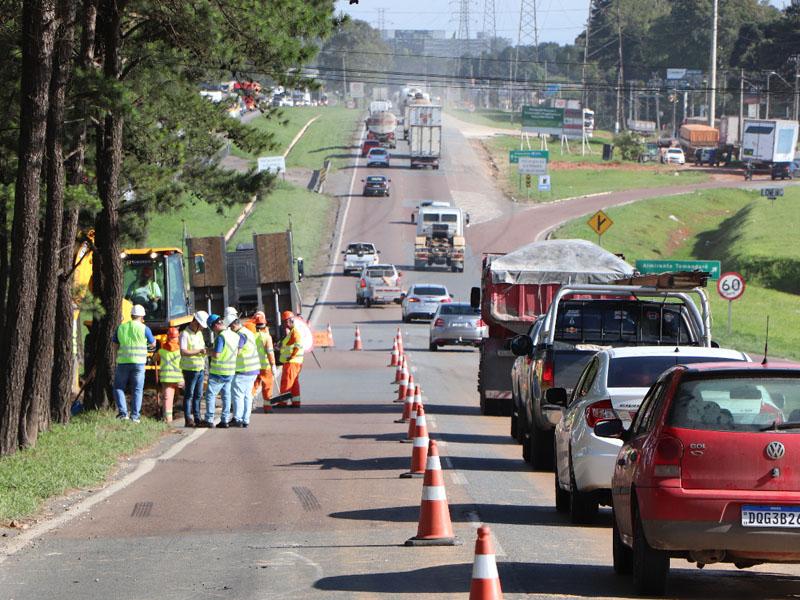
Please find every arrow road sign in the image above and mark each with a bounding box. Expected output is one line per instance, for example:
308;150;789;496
587;210;613;236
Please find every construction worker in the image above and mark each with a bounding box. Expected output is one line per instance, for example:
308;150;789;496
156;327;182;424
125;265;162;314
180;310;208;427
251;311;277;412
278;310;304;408
229;318;260;427
112;304;155;422
200;313;242;428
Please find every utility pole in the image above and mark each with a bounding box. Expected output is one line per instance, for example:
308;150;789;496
615;1;623;133
791;55;800;122
582;0;592;109
709;0;718;125
739;68;744;147
342;54;347;98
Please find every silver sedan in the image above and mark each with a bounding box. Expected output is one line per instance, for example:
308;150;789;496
429;302;486;351
401;284;451;322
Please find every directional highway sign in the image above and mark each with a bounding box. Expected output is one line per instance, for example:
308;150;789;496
636;259;721;279
518;156;548;175
587;210;613;236
509;149;549;164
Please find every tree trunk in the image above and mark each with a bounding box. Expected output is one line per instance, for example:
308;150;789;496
0;0;57;456
52;0;98;423
87;0;123;410
20;0;77;446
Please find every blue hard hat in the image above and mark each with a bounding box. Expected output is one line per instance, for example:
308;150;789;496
207;313;222;327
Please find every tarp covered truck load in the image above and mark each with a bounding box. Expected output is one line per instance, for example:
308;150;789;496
473;239;634;415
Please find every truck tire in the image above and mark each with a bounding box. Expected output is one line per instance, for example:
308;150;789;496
510;411;518;440
529;425;554;471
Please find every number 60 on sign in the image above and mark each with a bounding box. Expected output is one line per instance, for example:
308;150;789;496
717;272;745;301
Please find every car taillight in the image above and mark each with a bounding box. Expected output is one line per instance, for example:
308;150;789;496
360;279;366;288
476;318;485;327
441;297;451;303
542;359;554;387
434;318;445;327
585;399;616;428
653;435;683;478
408;297;419;302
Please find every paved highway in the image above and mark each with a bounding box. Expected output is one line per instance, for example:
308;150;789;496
2;116;800;599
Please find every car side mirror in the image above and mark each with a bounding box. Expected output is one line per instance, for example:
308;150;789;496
465;213;471;225
397;272;403;277
594;419;625;439
510;335;533;357
361;179;365;182
545;387;568;406
470;286;480;309
449;293;454;298
388;178;392;182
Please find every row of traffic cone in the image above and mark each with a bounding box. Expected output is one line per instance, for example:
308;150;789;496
386;331;502;599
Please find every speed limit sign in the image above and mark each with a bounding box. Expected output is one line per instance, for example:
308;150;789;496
717;271;745;301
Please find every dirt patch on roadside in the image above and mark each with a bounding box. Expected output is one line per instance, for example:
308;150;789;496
666;225;692;254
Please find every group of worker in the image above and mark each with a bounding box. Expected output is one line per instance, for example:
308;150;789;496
112;304;305;428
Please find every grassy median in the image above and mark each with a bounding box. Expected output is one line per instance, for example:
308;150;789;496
0;411;166;522
553;187;800;360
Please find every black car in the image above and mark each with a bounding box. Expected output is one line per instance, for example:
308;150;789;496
771;161;799;180
362;175;391;197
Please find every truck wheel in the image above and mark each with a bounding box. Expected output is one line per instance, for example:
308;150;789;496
530;426;554;471
510;411;518;440
522;429;532;462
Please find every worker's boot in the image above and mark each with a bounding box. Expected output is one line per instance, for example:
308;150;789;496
289;396;301;408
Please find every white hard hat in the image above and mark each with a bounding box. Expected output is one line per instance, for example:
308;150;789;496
224;306;238;317
194;310;209;328
223;313;238;327
131;304;146;317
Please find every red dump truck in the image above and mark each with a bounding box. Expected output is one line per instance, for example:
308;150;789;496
471;239;634;416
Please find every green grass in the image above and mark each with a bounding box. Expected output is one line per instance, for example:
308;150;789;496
0;411;166;522
227;180;332;261
145;194;239;249
447;108;521;129
552;187;800;360
484;134;709;202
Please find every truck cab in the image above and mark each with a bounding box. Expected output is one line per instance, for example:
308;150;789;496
414;207;466;272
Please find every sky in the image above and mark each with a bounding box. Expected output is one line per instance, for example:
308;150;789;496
335;0;792;47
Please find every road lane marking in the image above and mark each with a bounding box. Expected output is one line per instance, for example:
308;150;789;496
465;511;506;557
441;456;468;486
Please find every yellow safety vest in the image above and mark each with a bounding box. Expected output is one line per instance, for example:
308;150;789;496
209;329;239;377
235;328;261;373
180;328;206;371
279;326;304;365
255;329;275;369
117;320;148;365
157;348;182;383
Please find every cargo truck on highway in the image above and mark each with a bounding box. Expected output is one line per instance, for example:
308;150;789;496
471;240;634;418
366;111;398;148
408;105;442;169
741;118;800;167
402;91;431;140
414;206;466;272
510;268;714;470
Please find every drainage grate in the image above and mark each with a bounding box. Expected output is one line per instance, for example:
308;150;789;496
131;501;153;517
292;487;321;511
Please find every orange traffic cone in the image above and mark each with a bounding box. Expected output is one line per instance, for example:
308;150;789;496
352;325;363;351
396;327;404;355
401;394;420;443
327;323;335;347
396;384;419;423
397;358;409;399
388;339;399;367
405;439;460;546
469;526;503;599
393;358;403;383
401;405;429;478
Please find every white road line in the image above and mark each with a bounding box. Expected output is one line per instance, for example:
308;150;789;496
464;511;506;557
309;122;366;329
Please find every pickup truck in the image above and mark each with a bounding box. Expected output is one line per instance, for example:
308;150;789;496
511;277;712;470
356;264;403;308
342;242;380;275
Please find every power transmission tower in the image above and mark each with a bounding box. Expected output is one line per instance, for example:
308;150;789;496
482;0;496;53
456;0;471;44
376;8;386;35
517;0;539;61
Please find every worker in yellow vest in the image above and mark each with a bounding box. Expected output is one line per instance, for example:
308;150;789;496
229;318;261;427
249;311;277;412
112;304;155;422
199;313;243;428
156;327;182;424
179;310;208;427
276;311;304;408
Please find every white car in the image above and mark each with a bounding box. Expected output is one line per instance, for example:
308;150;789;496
342;242;379;275
551;345;750;524
366;147;390;168
401;283;451;322
662;147;685;165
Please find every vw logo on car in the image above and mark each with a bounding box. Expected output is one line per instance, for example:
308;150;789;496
765;441;786;460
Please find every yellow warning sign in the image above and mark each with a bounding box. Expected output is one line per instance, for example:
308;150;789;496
587;210;613;236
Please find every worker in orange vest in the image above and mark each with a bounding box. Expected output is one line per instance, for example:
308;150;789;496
276;310;304;408
248;311;278;412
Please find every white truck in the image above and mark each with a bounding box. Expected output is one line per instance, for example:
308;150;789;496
414;206;466;272
741;118;799;166
408;105;442;170
402;91;431;140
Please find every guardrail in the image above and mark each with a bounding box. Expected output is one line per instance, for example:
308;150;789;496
315;159;332;194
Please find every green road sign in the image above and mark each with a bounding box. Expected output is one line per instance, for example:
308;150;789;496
521;106;564;135
509;149;549;164
636;259;721;279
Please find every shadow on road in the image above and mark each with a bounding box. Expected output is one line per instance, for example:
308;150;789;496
422;403;480;416
280;455;410;471
340;432;509;445
280;403;399;415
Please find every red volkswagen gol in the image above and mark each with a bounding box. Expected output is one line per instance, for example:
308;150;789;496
596;361;800;596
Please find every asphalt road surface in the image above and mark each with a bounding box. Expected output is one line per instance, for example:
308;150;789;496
2;116;800;599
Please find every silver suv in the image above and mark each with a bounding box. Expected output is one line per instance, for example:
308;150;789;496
342;242;379;275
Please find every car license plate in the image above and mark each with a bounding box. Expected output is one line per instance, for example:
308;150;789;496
741;505;800;528
450;321;468;328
